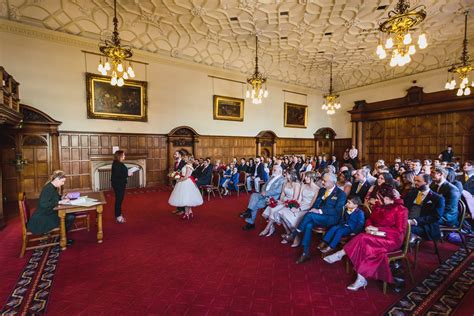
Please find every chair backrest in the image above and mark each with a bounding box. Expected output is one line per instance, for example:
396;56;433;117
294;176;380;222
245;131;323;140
18;192;29;235
456;200;467;230
401;222;412;256
461;190;474;219
238;171;246;183
212;172;220;187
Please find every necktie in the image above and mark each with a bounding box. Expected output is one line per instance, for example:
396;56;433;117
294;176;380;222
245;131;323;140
356;182;363;193
323;189;330;199
466;174;469;182
415;191;423;205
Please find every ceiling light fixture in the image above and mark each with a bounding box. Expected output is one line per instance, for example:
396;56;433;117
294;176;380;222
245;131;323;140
445;10;473;96
321;62;341;115
245;35;268;104
97;0;135;86
375;0;428;67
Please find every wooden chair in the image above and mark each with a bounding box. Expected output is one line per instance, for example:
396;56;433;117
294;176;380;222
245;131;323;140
383;222;414;294
235;171;249;196
440;200;469;252
18;192;59;258
69;211;91;232
200;172;222;201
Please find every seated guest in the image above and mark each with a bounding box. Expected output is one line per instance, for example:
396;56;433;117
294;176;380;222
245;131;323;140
259;169;301;237
288;173;346;264
319;195;365;254
246;157;265;193
280;171;320;245
430;167;461;226
263;163;270;182
228;165;240;193
336;170;352;196
329;155;339;173
195;159;212;187
350;169;371;201
362;164;377;185
240;165;285;231
237;158;248;173
219;163;233;195
365;172;398;208
446;167;463;193
463;161;474;194
400;170;415;197
412;159;422;175
27;170;75;245
404;174;444;242
324;184;408;291
319;155;328;170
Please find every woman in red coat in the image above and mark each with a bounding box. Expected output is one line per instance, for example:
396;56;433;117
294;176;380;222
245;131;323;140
324;184;408;291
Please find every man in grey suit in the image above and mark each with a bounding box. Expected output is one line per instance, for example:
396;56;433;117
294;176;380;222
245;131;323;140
240;165;285;231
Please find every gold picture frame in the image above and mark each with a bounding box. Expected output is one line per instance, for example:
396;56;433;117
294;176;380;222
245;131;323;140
86;73;148;122
284;102;308;128
213;95;244;122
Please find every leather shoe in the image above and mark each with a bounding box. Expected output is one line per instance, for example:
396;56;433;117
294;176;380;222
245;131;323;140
242;223;255;231
67;239;74;246
239;211;251;218
295;253;311;264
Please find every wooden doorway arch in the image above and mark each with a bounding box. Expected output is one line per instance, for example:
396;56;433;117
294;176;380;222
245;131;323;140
167;126;200;171
314;127;336;157
256;130;277;157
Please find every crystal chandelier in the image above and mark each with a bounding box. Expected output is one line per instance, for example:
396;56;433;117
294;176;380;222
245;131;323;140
97;0;135;86
321;62;341;115
445;11;473;96
245;35;268;104
375;0;428;67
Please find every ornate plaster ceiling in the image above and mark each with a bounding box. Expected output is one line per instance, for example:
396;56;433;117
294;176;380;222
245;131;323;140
1;0;473;92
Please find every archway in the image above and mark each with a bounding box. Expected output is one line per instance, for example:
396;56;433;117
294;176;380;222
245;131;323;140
256;130;277;158
314;127;336;157
167;126;200;171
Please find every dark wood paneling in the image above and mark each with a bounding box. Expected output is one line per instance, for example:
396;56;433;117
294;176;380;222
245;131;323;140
195;136;256;163
277;138;315;156
334;138;352;160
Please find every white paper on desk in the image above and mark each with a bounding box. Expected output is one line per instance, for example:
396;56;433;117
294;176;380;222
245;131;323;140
69;197;101;207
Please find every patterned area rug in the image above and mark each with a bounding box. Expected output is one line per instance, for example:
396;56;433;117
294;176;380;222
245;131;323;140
385;238;473;315
0;243;61;316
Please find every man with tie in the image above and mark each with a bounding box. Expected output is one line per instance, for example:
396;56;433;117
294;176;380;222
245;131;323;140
463;161;474;194
240;165;285;231
195;159;213;187
412;159;423;176
246;157;265;193
172;150;187;214
430;167;460;226
350;169;371;201
290;173;346;264
404;174;445;242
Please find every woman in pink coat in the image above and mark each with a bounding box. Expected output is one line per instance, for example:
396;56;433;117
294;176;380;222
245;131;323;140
324;184;408;291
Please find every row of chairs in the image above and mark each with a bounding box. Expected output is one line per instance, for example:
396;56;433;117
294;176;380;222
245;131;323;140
199;171;252;201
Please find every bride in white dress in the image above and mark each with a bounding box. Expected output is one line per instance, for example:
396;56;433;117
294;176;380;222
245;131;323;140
168;155;203;220
280;171;319;246
259;169;301;237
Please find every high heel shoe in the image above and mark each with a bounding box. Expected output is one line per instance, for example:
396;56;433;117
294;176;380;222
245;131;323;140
265;225;275;237
181;213;189;220
291;235;301;248
259;226;270;236
189;212;194;219
347;276;368;291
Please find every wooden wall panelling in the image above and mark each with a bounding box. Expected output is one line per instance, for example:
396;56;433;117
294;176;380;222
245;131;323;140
195;136;256;163
333;138;352;160
276;138;315;156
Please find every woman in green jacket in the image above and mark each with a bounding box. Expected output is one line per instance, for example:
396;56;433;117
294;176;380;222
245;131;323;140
27;170;75;245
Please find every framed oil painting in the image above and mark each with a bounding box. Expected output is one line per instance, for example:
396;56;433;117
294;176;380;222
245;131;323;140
284;102;307;128
213;95;244;122
86;73;148;122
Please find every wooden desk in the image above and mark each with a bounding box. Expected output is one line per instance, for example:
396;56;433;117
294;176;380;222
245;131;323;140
55;192;106;250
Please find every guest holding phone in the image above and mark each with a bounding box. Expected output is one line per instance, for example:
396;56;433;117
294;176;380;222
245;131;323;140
27;170;75;245
111;150;131;224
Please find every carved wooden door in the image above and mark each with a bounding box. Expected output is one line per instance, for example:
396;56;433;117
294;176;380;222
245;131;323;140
0;135;18;202
21;135;50;199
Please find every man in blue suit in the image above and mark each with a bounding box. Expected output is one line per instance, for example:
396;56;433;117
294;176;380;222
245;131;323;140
240;165;285;231
463;161;474;194
430;167;460;226
404;174;445;241
291;173;346;264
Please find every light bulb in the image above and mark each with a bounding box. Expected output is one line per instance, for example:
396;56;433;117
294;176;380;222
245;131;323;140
456;88;463;96
403;33;412;45
127;65;134;76
98;63;104;72
111;76;117;86
246;90;250;98
263;89;268;98
390;58;397;67
105;61;111;71
117;63;124;72
101;69;107;76
465;87;471;95
445;81;450;89
379;49;387;59
117;77;124;87
462;77;469;85
461;83;466;89
122;72;129;80
472;81;474;87
385;38;393;49
418;34;427;49
408;45;416;55
376;44;384;55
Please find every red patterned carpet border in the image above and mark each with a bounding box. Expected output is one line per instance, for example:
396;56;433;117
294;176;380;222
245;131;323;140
0;242;61;316
385;238;473;316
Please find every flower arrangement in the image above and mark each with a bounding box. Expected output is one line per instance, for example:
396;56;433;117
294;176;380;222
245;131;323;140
268;197;278;208
168;171;182;180
284;199;300;210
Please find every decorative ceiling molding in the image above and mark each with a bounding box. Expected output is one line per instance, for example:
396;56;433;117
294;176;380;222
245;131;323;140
1;0;473;92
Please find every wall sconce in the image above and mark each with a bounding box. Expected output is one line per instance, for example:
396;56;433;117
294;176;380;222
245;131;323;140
12;153;28;171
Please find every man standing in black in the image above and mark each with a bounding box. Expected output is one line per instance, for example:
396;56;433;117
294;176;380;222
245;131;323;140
439;145;454;163
172;150;187;215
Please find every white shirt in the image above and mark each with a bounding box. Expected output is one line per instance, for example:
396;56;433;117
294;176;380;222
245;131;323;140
265;175;282;192
349;148;358;159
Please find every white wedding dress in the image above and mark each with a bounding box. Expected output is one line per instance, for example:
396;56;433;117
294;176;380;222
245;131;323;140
280;185;318;229
168;165;203;207
262;184;296;224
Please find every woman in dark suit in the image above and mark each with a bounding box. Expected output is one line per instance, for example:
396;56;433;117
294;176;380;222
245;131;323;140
111;150;129;223
27;170;75;245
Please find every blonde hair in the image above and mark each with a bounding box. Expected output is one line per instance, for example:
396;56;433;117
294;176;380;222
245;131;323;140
51;170;66;181
304;171;318;183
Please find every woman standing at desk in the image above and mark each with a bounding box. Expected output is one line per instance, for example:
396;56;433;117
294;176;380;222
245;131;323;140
28;170;75;245
111;150;130;223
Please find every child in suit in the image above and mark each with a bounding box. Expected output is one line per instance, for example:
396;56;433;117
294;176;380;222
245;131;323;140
318;195;365;253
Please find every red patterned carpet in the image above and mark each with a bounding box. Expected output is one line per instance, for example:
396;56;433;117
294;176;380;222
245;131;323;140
0;188;471;315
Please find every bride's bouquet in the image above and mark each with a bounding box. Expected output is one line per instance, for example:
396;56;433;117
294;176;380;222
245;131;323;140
267;197;278;208
284;199;300;210
168;171;181;180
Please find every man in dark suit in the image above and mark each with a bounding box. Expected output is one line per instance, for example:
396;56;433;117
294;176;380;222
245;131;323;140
350;169;371;201
237;158;248;173
431;167;461;226
172;150;187;214
463;161;474;194
404;174;445;241
196;160;213;187
291;173;347;264
246;157;265;192
439;145;454;162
